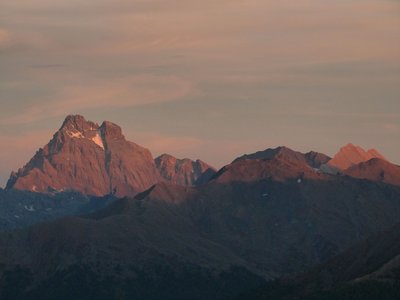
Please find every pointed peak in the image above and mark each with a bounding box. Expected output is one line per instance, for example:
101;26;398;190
339;143;367;154
342;143;356;149
337;144;386;159
60;114;99;132
63;114;86;123
328;143;387;170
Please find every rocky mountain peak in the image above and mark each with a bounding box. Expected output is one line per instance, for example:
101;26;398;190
60;114;99;133
6;116;160;197
155;154;216;186
7;115;218;196
327;143;387;171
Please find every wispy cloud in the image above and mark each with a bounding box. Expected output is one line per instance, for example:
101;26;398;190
0;0;399;174
1;75;194;125
0;28;11;48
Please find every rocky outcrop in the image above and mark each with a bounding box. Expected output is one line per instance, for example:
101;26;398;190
155;154;216;186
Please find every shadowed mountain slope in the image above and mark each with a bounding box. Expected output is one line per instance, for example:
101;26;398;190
2;135;400;299
344;158;400;187
1;163;400;299
237;222;400;300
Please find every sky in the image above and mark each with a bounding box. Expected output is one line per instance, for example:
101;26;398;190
0;0;399;186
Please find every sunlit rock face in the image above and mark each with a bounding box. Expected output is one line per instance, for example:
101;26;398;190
326;143;386;172
155;153;216;186
6;115;161;197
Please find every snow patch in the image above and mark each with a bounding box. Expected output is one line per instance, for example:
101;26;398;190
24;205;35;212
31;185;38;192
91;131;105;150
67;130;84;139
297;178;302;184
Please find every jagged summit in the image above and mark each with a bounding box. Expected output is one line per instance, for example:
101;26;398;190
6;115;160;197
54;115;106;150
7;116;398;196
326;143;387;171
7;115;217;197
58;115;124;144
61;114;98;130
155;153;216;186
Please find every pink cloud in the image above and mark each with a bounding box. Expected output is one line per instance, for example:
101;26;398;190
0;28;11;47
1;75;195;125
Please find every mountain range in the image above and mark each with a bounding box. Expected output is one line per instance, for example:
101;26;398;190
1;115;400;299
6;115;398;197
6;115;216;197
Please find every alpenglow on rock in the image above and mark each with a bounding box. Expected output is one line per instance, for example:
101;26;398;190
325;143;386;172
6;115;161;197
155;154;216;186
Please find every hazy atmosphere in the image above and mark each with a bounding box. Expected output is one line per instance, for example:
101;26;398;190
1;0;399;186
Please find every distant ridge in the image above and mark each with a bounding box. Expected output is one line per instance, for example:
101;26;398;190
326;143;386;171
232;146;331;168
344;158;400;186
1;131;400;299
6;116;400;197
